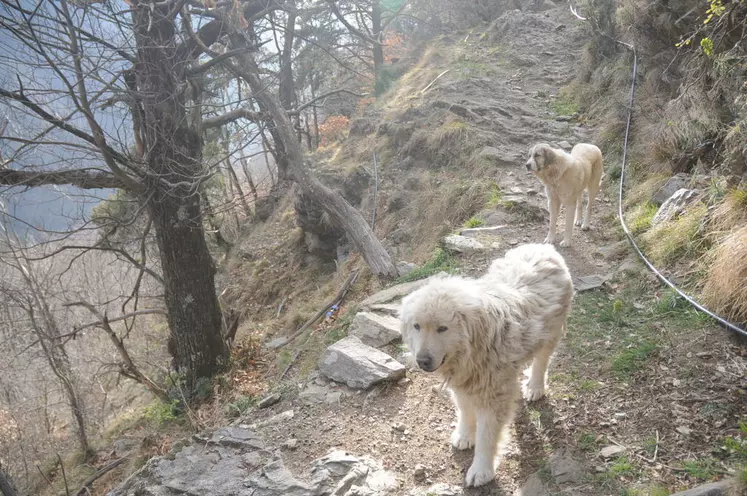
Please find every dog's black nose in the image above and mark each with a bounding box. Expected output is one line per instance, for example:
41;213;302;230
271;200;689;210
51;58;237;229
416;354;433;371
525;163;532;171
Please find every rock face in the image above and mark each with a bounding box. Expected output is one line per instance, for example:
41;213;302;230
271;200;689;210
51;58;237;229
319;336;406;389
670;480;734;496
652;188;699;225
442;235;485;253
107;428;403;496
652;173;690;205
311;450;398;495
106;427;310;496
348;311;402;347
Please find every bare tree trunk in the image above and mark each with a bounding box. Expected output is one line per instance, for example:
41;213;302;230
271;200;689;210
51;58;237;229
279;5;297;111
372;0;384;78
226;157;252;218
233;42;399;278
310;82;320;149
0;464;18;496
261;134;276;185
134;5;228;384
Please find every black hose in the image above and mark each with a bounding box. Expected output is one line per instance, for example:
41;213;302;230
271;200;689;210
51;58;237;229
613;41;747;338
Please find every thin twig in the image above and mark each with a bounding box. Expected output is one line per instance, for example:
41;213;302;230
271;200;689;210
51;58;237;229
280;349;302;380
421;69;451;94
57;454;70;496
371;152;378;229
274;270;360;350
74;457;127;496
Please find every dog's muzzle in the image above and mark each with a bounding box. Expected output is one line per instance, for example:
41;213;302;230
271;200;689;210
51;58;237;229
416;353;436;372
525;162;533;171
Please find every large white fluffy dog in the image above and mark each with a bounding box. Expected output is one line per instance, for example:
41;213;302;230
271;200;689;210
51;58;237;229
525;143;604;247
399;244;573;487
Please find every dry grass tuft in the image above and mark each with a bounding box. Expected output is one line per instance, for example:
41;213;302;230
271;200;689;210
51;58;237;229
702;225;747;326
708;187;747;234
641;203;707;266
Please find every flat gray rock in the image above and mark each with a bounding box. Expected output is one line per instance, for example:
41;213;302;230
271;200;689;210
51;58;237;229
442;234;485;253
670;480;733;496
319;336;406;389
549;448;584;484
574;273;612;292
513;472;550;496
360;275;446;308
349;311;402;347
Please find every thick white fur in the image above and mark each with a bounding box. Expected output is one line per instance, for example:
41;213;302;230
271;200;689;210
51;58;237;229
399;244;573;487
525;143;604;247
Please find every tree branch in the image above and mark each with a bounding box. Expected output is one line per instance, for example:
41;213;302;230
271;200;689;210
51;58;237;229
0;87;142;190
0;168;124;189
202;107;264;129
65;301;169;402
290;88;370;115
326;0;379;45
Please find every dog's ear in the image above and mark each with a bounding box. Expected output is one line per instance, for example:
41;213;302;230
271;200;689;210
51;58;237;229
542;146;553;166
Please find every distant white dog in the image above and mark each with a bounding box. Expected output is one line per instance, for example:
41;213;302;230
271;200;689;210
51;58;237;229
525;143;604;247
399;244;573;487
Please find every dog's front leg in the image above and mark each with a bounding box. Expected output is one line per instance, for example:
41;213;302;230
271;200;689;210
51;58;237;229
544;192;560;244
465;409;502;487
559;201;576;247
450;391;476;449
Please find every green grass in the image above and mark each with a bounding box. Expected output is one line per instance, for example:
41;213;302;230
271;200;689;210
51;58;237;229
144;399;181;426
627;202;658;234
225;395;257;418
395;248;457;283
682;458;721;481
579;432;599;451
611;342;658;378
464;216;484;228
642;203;708;266
549;94;580;116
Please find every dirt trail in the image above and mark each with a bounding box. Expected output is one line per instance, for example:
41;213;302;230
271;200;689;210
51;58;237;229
248;6;620;495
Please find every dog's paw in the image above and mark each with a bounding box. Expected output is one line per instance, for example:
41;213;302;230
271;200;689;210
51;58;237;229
525;382;546;402
451;429;475;450
543;235;555;244
465;461;495;487
559;238;572;247
581;223;590;231
574;218;582;227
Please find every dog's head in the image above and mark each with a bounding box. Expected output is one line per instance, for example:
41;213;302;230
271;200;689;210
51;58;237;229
399;276;487;374
525;143;553;172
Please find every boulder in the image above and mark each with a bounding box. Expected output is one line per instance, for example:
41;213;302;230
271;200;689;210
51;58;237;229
349;311;402;347
319;336;405;389
652;173;690;205
442;235;485;253
652;188;699;225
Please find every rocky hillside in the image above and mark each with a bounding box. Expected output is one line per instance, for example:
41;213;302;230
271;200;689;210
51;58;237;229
98;3;747;496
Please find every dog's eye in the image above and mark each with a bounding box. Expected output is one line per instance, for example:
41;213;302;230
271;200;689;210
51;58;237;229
414;323;420;331
437;325;448;333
